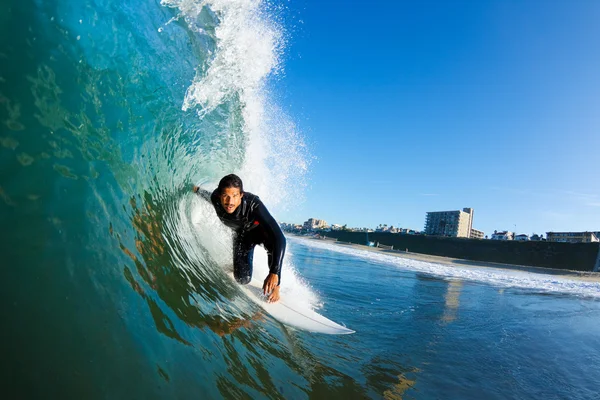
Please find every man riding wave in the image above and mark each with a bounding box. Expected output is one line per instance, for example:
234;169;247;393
194;174;286;303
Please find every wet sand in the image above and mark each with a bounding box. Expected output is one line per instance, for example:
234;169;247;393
294;235;600;283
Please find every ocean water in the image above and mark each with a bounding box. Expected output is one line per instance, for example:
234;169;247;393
290;238;600;399
2;0;600;399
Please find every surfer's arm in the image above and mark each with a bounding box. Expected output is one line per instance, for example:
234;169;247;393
255;203;286;284
193;185;212;201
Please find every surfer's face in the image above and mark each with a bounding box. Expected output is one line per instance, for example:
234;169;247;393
220;187;243;214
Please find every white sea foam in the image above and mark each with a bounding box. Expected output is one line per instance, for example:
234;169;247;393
161;0;309;211
174;195;321;315
292;237;600;299
160;0;316;314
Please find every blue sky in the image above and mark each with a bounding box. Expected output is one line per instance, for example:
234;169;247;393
275;0;600;236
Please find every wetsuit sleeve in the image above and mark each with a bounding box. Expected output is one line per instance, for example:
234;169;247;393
254;203;286;284
194;187;213;202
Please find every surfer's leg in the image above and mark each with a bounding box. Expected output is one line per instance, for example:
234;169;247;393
233;236;255;285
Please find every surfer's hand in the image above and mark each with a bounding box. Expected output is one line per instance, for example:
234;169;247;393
192;185;199;193
263;273;279;296
267;286;280;303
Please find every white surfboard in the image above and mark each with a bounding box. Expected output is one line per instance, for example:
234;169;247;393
232;274;355;335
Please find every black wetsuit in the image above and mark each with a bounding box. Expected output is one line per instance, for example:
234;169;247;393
195;188;286;285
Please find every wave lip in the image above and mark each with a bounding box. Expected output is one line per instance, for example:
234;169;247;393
161;0;283;113
162;0;309;210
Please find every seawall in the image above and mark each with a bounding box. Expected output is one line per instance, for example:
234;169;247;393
320;231;600;272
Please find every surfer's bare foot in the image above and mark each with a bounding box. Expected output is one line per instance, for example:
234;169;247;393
267;286;280;303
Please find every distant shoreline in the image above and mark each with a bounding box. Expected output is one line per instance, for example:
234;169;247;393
289;234;600;283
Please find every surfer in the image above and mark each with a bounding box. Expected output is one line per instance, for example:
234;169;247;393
193;174;286;303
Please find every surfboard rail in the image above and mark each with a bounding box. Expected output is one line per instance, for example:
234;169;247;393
232;274;355;335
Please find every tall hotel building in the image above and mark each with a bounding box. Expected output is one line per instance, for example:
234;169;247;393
425;208;474;238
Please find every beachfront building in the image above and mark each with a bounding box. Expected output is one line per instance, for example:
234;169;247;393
530;234;544;241
424;208;474;238
546;231;599;243
470;228;485;239
515;234;530;241
375;224;401;233
491;231;514;240
376;224;390;232
303;218;328;231
398;228;419;235
279;222;303;232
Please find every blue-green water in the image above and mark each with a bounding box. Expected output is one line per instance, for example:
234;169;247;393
292;238;600;399
2;0;600;398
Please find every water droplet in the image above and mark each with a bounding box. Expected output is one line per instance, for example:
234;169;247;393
76;35;81;40
79;19;83;24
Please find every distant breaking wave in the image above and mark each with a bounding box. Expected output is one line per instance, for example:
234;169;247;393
291;237;600;299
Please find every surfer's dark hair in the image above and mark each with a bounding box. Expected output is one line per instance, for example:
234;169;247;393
218;174;244;194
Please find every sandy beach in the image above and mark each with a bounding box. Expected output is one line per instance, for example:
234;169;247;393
295;235;600;283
